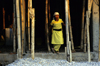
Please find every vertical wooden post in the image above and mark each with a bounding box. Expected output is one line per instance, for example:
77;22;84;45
81;0;86;49
65;0;70;61
68;0;74;50
16;0;22;58
13;0;16;52
86;11;91;62
45;0;50;52
20;0;24;55
28;0;31;51
23;0;26;54
87;0;93;62
69;41;72;62
31;8;35;59
20;0;26;55
84;24;87;52
3;8;5;29
48;0;51;22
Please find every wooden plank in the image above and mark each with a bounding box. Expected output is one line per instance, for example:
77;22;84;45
13;0;16;52
81;0;86;49
31;8;35;59
16;0;22;58
45;0;50;52
65;0;70;61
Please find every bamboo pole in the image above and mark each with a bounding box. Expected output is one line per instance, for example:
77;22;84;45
31;8;35;59
69;41;72;62
20;0;25;56
45;0;51;52
16;0;22;58
28;0;31;51
84;23;87;52
86;0;93;62
23;0;26;54
65;0;70;61
68;0;74;50
86;11;91;62
13;0;16;52
3;8;5;29
81;0;86;49
48;0;51;22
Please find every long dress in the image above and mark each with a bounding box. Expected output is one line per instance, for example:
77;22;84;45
50;18;64;45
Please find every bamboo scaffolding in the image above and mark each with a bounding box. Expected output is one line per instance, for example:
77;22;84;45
81;0;86;49
13;0;16;52
68;0;74;50
28;0;31;51
45;0;50;52
16;0;22;58
31;8;35;59
65;0;70;62
3;8;5;29
20;0;25;56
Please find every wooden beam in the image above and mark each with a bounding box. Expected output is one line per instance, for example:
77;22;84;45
69;41;72;62
84;23;87;53
23;0;26;54
81;0;86;49
65;0;70;61
28;0;31;50
20;0;26;55
68;0;74;50
31;8;35;59
86;0;93;62
48;0;51;22
13;0;16;53
3;8;5;29
45;0;50;52
86;11;91;62
16;0;22;58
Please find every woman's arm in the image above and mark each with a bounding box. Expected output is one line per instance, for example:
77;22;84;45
49;25;53;30
62;22;66;26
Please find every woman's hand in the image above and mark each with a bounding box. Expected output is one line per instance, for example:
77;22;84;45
62;23;66;26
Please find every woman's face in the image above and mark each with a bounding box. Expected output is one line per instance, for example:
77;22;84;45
55;15;59;19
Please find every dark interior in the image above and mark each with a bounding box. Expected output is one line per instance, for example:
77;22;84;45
0;0;93;53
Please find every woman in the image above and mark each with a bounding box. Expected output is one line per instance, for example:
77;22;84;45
50;12;65;54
